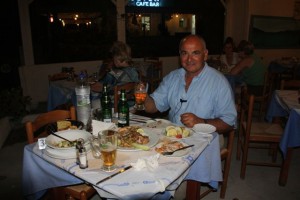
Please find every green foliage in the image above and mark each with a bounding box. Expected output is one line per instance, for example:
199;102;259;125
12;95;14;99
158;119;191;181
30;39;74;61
0;87;31;119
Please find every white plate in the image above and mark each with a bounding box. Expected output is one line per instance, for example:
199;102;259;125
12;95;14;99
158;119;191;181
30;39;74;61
192;123;216;134
117;130;159;152
145;119;173;129
45;146;91;159
46;129;91;150
155;142;191;157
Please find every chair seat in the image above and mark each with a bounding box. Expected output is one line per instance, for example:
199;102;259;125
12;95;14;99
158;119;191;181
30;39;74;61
243;121;283;135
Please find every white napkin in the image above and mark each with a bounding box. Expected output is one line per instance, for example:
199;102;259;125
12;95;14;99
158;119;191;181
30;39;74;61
92;120;117;137
131;154;160;172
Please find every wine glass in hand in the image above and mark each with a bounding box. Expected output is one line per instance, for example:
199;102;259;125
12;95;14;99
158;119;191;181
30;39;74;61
134;82;147;110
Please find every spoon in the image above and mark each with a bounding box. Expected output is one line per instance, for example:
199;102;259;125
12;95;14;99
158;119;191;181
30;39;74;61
48;126;73;143
161;144;194;156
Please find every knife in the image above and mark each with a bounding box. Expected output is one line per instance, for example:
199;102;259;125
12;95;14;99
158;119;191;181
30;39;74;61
130;119;147;123
96;165;132;185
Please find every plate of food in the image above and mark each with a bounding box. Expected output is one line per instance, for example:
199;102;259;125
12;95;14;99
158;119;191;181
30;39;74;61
46;120;84;135
116;126;159;151
164;125;192;139
145;119;173;129
45;129;90;150
192;123;216;134
45;145;91;159
155;141;191;157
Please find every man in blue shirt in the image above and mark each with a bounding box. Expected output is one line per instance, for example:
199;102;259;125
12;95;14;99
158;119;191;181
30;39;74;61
145;35;236;133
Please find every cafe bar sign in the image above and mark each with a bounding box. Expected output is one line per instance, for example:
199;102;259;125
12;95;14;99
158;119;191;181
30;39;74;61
128;0;162;7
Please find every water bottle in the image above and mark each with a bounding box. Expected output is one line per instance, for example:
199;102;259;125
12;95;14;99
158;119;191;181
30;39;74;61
117;89;129;127
101;84;112;123
75;72;91;127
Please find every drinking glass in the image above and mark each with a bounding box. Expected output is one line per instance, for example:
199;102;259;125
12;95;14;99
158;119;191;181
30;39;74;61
98;130;118;172
134;82;147;110
88;135;101;159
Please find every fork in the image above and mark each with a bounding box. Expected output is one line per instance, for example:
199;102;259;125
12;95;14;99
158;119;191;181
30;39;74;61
161;144;194;155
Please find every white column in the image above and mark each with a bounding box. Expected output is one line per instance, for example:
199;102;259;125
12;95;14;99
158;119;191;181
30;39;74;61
18;0;34;65
114;0;127;42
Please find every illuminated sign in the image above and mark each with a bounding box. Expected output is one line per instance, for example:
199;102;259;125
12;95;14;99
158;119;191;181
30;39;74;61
128;0;161;7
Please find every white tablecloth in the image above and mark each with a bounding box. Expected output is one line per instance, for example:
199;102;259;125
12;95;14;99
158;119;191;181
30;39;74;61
23;118;222;200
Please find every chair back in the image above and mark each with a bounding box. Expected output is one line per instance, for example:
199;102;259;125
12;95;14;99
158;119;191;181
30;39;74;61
113;82;136;112
280;79;300;90
240;88;255;134
25;106;76;144
252;72;275;120
141;60;163;93
48;73;69;82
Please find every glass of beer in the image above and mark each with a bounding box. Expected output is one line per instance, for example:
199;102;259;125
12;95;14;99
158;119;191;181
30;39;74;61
98;130;118;172
134;82;147;110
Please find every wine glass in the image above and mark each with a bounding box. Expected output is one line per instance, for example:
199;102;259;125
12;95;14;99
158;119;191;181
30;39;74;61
134;82;147;110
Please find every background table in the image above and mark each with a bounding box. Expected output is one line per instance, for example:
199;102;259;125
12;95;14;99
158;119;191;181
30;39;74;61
266;90;300;185
47;80;77;111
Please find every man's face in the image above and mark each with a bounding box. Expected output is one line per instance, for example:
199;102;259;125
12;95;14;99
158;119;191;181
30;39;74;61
179;37;208;74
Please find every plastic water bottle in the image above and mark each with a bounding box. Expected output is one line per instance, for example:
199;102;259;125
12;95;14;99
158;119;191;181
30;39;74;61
75;72;91;127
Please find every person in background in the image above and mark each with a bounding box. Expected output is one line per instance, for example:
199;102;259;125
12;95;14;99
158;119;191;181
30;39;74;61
220;37;239;71
227;40;267;96
144;34;236;134
91;41;139;93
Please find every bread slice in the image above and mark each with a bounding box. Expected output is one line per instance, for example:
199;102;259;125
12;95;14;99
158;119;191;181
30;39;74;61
57;120;72;131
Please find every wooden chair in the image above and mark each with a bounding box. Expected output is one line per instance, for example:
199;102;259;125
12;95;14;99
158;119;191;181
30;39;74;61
113;82;136;113
280;79;300;90
186;129;235;199
141;60;163;93
253;72;276;119
236;88;284;179
25;106;96;200
48;72;70;82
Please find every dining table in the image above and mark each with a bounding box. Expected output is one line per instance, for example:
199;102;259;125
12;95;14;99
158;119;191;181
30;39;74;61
22;114;222;200
47;80;101;111
266;90;300;186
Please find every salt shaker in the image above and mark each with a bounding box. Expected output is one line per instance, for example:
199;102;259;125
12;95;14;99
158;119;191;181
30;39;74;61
78;146;88;169
76;138;88;169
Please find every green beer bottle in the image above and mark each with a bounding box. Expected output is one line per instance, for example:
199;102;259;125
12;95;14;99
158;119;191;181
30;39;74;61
118;89;129;127
101;84;112;123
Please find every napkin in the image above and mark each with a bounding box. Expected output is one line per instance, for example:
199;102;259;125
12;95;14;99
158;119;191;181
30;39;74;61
131;154;160;172
92;120;117;137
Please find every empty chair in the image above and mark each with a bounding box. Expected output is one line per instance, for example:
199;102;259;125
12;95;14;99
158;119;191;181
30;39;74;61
253;72;276;119
48;72;70;82
280;79;300;90
25;106;96;200
141;60;163;93
236;88;284;179
186;129;235;199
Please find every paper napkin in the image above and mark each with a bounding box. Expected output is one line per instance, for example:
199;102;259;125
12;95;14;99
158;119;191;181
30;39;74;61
131;154;160;171
92;120;117;137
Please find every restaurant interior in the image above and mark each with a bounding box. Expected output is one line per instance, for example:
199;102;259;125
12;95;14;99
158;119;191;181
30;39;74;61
0;0;300;199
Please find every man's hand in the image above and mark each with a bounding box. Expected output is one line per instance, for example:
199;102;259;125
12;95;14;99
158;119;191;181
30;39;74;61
180;113;202;128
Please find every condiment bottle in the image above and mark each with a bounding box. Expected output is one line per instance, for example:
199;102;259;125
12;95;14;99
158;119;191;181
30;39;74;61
76;138;88;169
101;84;112;123
117;89;129;127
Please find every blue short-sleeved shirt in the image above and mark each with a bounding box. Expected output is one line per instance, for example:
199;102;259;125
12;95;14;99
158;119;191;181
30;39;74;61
150;63;237;126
